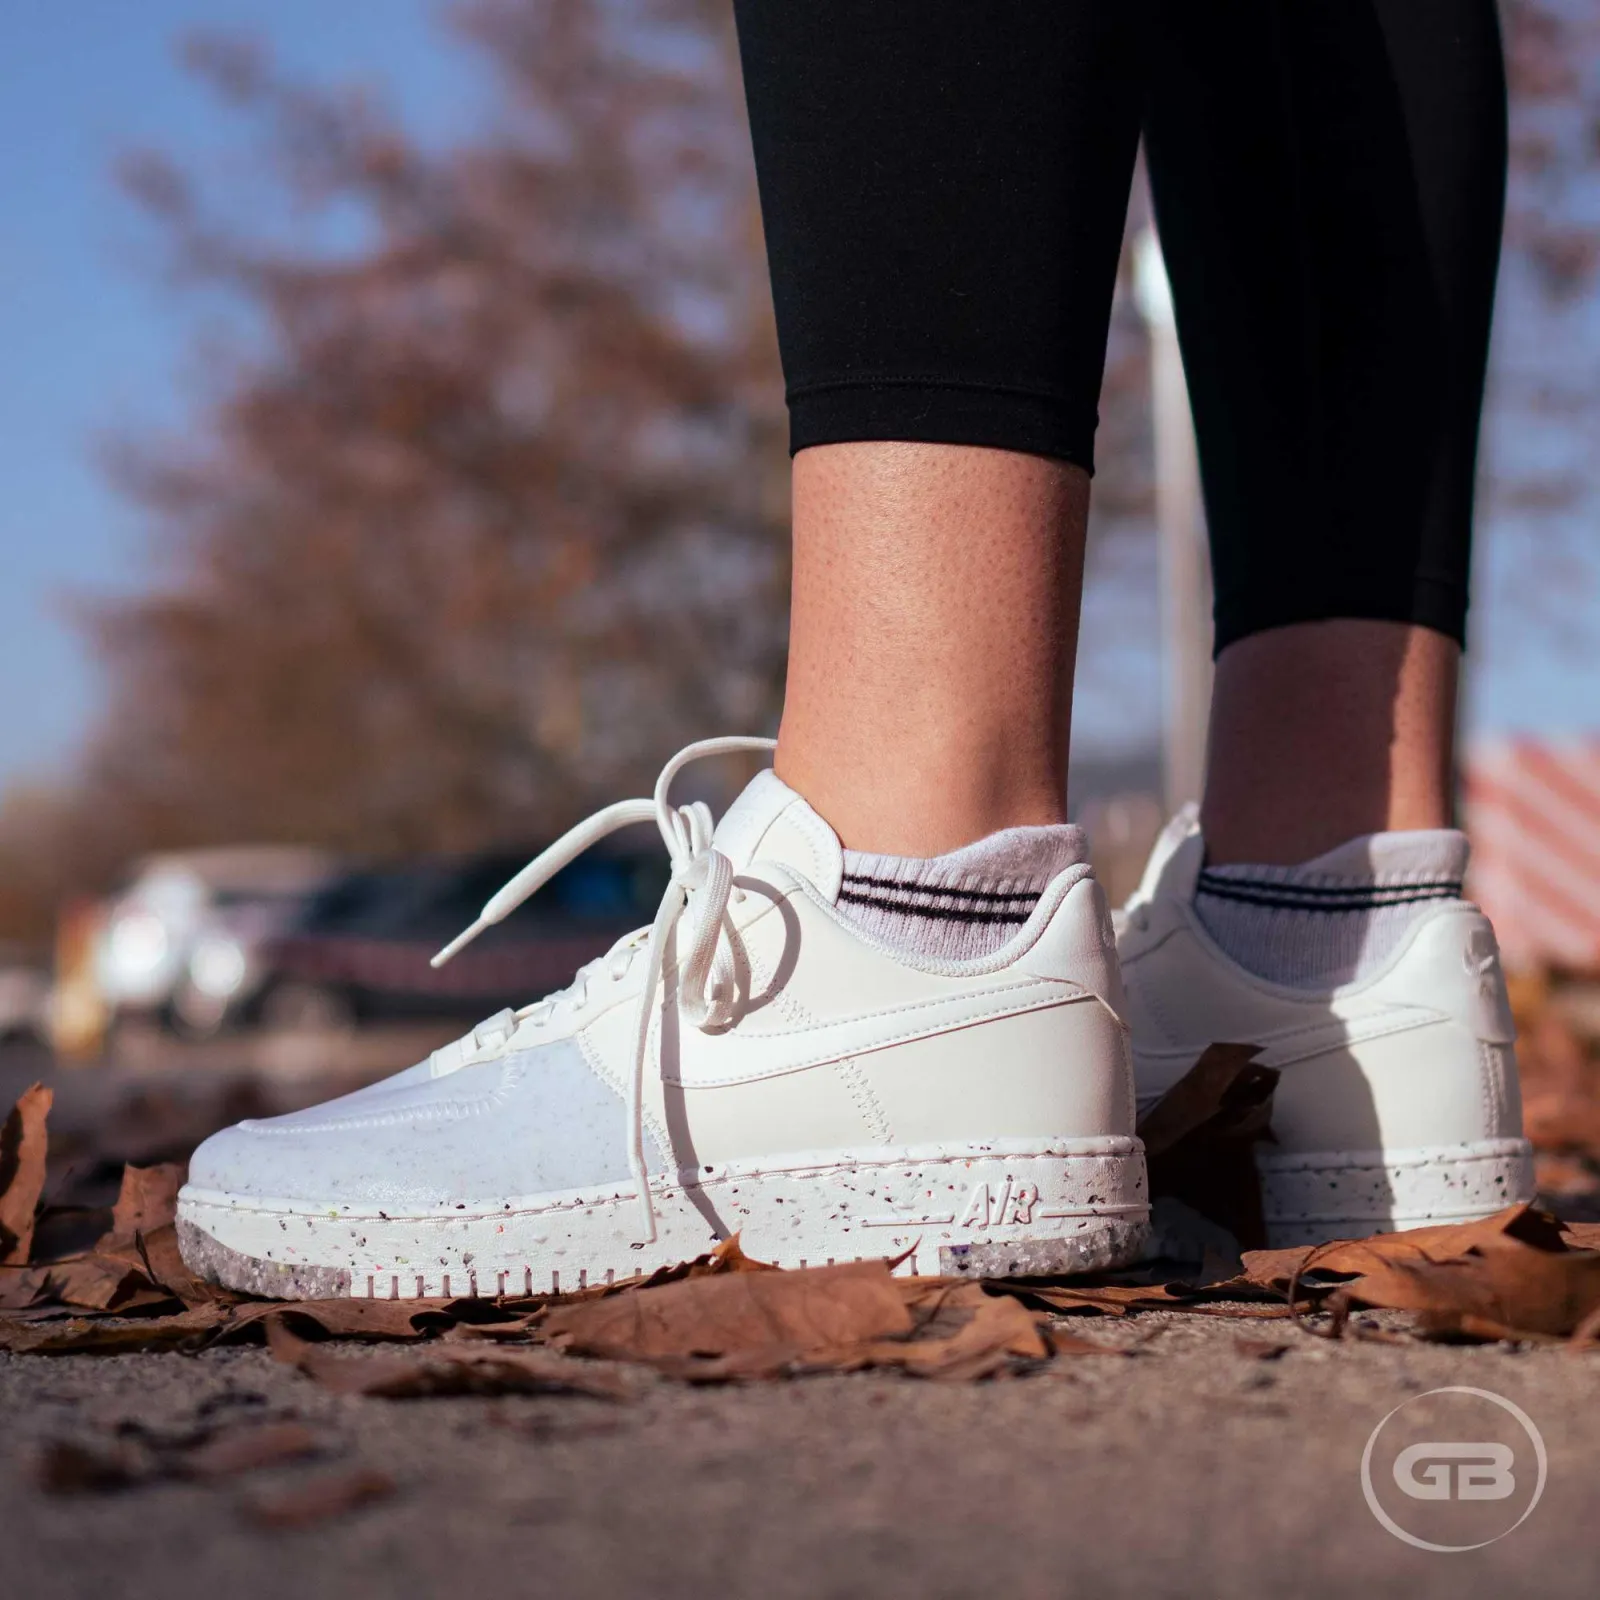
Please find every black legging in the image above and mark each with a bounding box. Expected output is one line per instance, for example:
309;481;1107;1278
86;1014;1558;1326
732;1;1506;654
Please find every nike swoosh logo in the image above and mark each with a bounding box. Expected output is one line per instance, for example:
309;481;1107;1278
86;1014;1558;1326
1135;1004;1444;1075
664;976;1089;1085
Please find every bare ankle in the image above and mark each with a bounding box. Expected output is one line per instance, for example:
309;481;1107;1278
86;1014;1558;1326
1201;619;1459;865
778;441;1086;856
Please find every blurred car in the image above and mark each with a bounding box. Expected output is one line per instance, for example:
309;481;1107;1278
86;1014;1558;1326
191;844;669;1032
0;951;51;1047
93;847;341;1036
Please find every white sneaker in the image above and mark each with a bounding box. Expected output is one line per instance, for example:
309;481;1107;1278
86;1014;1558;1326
1117;809;1536;1247
177;739;1148;1298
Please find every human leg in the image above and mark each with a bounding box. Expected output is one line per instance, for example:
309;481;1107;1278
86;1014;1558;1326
1142;0;1505;864
733;0;1143;855
177;5;1158;1292
1120;1;1530;1244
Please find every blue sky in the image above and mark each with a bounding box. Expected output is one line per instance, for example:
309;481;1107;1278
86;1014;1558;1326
0;0;1596;795
0;0;486;791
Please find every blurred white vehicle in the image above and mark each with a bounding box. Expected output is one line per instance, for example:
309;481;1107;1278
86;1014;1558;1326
0;958;51;1046
93;848;340;1035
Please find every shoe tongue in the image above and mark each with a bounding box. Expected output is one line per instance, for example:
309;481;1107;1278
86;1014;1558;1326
712;769;844;902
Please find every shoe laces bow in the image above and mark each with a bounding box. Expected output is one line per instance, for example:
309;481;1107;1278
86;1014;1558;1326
431;735;777;1244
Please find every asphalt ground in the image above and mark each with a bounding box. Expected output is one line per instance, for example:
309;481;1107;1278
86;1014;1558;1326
5;1039;1600;1600
6;1309;1600;1600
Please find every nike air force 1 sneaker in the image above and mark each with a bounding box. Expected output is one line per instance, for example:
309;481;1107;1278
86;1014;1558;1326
178;739;1149;1298
1116;812;1536;1247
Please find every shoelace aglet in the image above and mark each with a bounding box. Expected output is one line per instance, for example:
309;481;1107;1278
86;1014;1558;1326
431;920;489;968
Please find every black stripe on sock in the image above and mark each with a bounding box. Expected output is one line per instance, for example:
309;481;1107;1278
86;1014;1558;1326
1194;878;1463;913
1196;872;1463;901
840;872;1040;907
840;888;1039;916
837;886;1032;925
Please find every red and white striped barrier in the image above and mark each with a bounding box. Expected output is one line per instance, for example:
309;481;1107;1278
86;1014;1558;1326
1464;738;1600;972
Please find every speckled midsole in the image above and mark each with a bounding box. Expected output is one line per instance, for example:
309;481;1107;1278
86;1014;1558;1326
1258;1137;1536;1247
176;1136;1150;1299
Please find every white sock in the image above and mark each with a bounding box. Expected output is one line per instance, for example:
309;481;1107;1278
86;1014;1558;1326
837;825;1088;960
1193;829;1470;988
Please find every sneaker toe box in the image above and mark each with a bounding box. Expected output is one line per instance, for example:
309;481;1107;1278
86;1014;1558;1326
185;1038;659;1211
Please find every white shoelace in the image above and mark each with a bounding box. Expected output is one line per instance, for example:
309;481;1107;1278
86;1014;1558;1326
431;735;778;1243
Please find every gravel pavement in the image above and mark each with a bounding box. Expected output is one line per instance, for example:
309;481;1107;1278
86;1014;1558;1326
7;1310;1600;1600
5;1042;1600;1599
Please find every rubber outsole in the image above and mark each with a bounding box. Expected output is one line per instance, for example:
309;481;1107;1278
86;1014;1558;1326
176;1137;1150;1300
1257;1136;1536;1247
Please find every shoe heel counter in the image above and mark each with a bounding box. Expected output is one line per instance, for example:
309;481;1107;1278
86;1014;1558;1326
1274;907;1526;1152
1399;906;1518;1047
861;873;1138;1145
1017;872;1128;1022
1481;1039;1526;1142
1403;907;1525;1141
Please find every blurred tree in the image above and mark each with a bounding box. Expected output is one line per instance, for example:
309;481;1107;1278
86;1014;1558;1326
85;0;790;861
0;0;1152;948
6;0;1589;953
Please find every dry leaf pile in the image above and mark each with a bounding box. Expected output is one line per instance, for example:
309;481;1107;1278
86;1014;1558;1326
6;1047;1600;1409
1516;978;1600;1212
36;1417;397;1528
39;1418;326;1495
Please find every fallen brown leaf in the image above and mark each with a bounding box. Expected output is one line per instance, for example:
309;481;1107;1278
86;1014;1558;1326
85;1165;222;1310
28;1200;115;1264
1562;1220;1600;1252
133;1222;229;1306
240;1466;396;1529
37;1417;325;1496
1571;1302;1600;1345
1136;1044;1278;1250
36;1438;151;1494
1334;1231;1600;1341
1043;1325;1131;1356
994;1280;1184;1316
42;1253;173;1315
1239;1202;1570;1293
0;1084;53;1265
23;1165;208;1315
110;1163;185;1237
1233;1338;1291;1361
544;1262;1053;1382
988;1271;1292;1317
222;1297;456;1343
0;1304;226;1354
545;1259;913;1368
570;1229;781;1303
178;1420;323;1479
861;1283;1047;1381
266;1316;630;1399
439;1312;548;1342
698;1233;781;1275
0;1263;50;1310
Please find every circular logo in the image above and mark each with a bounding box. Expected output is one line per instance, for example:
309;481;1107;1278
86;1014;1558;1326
1361;1386;1547;1553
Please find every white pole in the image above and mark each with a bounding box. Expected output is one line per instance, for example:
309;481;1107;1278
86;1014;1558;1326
1134;228;1213;816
